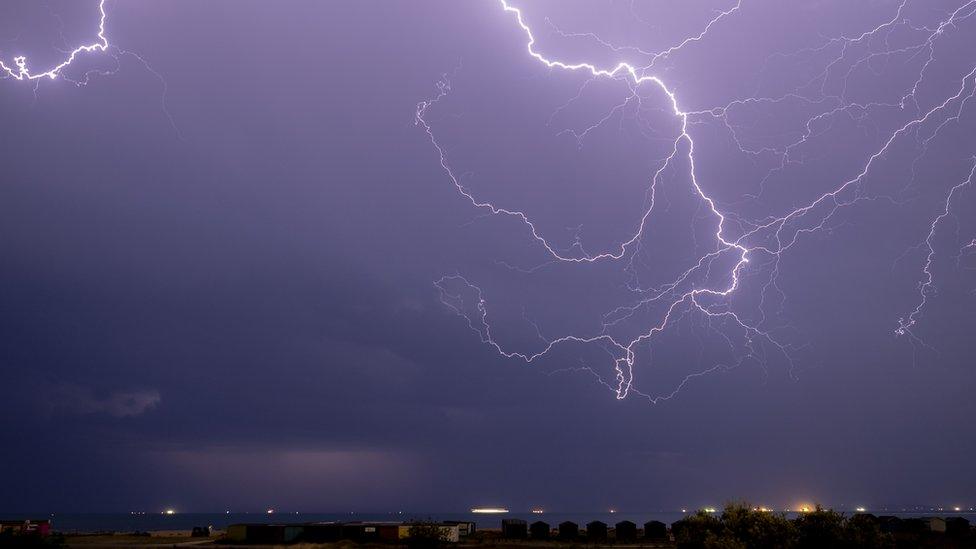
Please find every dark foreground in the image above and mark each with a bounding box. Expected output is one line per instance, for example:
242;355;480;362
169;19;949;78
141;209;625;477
4;503;975;548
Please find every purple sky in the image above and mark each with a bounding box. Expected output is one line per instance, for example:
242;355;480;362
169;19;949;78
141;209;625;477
1;0;975;513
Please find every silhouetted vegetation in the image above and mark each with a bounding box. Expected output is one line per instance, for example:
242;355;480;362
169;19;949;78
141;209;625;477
407;520;449;549
675;502;896;549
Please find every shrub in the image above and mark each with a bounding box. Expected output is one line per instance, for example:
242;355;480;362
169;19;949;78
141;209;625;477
407;521;448;549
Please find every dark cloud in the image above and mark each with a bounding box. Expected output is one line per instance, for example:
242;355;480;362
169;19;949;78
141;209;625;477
49;386;161;418
0;0;974;513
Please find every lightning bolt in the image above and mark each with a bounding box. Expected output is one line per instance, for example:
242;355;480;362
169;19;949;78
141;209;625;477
6;1;971;401
2;1;179;136
897;158;976;338
0;0;108;82
419;0;976;401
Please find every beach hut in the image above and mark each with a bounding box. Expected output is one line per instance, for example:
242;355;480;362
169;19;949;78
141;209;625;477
502;518;527;539
283;525;306;543
225;524;247;542
343;522;402;542
302;522;343;542
530;520;550;540
878;516;903;534
224;523;284;544
378;524;402;542
644;520;667;539
903;518;930;535
946;517;971;537
342;522;377;541
615;520;637;541
558;521;579;540
442;520;476;536
252;524;285;544
586;520;608;541
398;523;461;543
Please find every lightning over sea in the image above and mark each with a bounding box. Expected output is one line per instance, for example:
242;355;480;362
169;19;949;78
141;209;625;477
6;0;975;405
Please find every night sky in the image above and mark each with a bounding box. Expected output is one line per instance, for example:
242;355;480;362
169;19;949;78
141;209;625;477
1;0;975;513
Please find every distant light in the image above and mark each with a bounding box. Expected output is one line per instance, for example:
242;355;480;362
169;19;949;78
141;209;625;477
954;507;962;512
609;509;617;514
531;508;544;514
855;507;867;513
681;509;687;513
756;507;772;513
471;508;508;514
225;511;230;514
703;508;717;513
267;508;275;514
164;509;175;515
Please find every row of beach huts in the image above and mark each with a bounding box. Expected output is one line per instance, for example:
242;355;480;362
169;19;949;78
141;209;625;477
224;515;974;545
225;520;475;544
502;518;669;541
224;518;672;544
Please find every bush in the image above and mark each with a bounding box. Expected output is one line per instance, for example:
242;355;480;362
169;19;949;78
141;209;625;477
406;521;448;549
674;510;723;549
675;503;901;549
720;502;797;549
794;505;845;549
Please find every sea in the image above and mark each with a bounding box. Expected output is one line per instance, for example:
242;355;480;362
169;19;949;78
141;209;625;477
6;510;975;533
